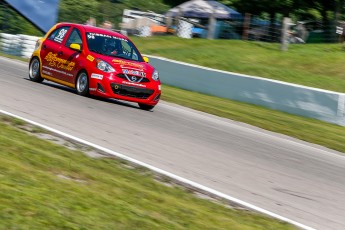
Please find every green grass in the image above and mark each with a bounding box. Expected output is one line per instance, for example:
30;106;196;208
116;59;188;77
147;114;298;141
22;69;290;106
0;118;296;229
0;51;28;62
131;36;345;93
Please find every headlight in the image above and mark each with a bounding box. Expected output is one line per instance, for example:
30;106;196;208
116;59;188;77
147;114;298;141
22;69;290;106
152;69;159;81
96;59;115;73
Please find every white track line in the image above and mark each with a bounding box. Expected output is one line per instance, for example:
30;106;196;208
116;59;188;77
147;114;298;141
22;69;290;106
0;109;316;230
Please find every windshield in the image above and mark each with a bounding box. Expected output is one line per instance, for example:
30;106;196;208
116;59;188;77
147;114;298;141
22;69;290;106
86;32;143;62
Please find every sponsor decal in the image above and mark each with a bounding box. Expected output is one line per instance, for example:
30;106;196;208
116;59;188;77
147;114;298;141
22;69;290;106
42;66;73;77
122;69;146;77
122;81;146;88
112;59;144;69
89;88;97;91
54;28;68;43
44;52;75;71
87;55;95;62
87;33;128;42
91;73;103;80
42;70;52;76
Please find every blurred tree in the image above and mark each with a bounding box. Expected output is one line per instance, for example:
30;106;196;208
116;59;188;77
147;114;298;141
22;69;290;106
58;0;100;24
58;0;170;29
163;0;187;7
122;0;169;13
0;1;43;36
97;0;124;27
310;0;345;42
231;0;296;41
231;0;345;42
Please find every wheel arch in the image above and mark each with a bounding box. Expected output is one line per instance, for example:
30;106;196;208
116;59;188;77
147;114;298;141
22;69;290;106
74;68;89;86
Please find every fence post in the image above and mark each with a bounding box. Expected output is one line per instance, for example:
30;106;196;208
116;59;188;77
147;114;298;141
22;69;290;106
207;9;216;39
281;17;291;51
242;13;251;40
174;7;182;36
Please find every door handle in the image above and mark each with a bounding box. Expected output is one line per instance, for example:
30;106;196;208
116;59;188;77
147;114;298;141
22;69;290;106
42;44;47;49
58;51;63;56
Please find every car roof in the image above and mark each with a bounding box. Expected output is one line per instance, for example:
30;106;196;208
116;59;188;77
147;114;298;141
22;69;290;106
57;22;128;39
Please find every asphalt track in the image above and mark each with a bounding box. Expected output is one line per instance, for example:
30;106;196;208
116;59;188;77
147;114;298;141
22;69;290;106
1;57;345;230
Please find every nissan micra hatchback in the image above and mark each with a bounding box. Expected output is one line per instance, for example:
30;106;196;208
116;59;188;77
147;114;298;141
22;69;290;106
29;22;161;110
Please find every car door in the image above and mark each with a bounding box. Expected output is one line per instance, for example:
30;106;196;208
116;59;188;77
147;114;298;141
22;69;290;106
59;27;84;85
40;25;72;84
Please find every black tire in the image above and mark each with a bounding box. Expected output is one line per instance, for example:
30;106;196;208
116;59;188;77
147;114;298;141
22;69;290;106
29;57;43;83
138;103;155;111
76;71;89;96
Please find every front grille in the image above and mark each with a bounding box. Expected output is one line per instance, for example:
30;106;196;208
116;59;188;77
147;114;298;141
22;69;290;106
116;74;150;83
111;83;154;99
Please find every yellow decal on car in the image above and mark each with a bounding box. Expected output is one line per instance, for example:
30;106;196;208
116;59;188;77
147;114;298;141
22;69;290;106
44;52;75;71
87;55;95;62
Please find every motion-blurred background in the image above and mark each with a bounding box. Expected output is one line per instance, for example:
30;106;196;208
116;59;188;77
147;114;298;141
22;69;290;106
1;0;344;43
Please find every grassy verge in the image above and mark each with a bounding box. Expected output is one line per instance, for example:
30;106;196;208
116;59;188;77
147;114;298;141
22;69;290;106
0;116;296;229
131;36;345;93
0;51;28;62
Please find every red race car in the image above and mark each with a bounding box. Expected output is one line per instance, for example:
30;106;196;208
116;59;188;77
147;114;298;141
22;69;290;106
29;22;161;110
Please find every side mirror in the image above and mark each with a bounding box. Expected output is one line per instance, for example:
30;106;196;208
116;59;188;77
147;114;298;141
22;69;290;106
70;43;81;51
143;56;149;63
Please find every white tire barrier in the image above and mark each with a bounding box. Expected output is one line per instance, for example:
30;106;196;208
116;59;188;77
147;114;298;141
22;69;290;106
177;20;193;39
0;33;40;58
138;26;151;37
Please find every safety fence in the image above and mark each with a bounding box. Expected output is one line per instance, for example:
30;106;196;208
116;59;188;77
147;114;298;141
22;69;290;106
0;33;39;58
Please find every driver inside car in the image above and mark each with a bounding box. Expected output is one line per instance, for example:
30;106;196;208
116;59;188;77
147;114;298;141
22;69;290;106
103;39;119;55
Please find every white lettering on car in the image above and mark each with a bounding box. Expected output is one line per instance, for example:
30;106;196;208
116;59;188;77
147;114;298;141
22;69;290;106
91;73;103;80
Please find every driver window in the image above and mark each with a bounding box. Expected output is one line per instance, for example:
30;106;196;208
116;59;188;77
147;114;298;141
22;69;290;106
65;28;83;49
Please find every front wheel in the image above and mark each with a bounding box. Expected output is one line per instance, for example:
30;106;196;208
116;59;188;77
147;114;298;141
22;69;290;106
138;103;155;111
29;57;43;82
76;71;89;96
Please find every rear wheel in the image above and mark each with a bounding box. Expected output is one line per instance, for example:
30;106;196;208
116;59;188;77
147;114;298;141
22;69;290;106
29;57;43;82
138;103;155;111
76;71;89;96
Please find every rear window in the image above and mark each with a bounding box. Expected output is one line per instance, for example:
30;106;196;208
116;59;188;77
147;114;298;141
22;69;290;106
48;26;70;43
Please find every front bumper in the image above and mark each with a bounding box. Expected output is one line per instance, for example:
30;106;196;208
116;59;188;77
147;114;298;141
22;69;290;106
89;73;161;105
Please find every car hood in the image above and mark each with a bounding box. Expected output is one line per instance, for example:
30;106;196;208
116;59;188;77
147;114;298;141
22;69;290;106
92;54;154;77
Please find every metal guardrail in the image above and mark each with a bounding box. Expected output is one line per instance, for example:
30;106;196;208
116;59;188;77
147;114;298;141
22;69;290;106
1;32;344;126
